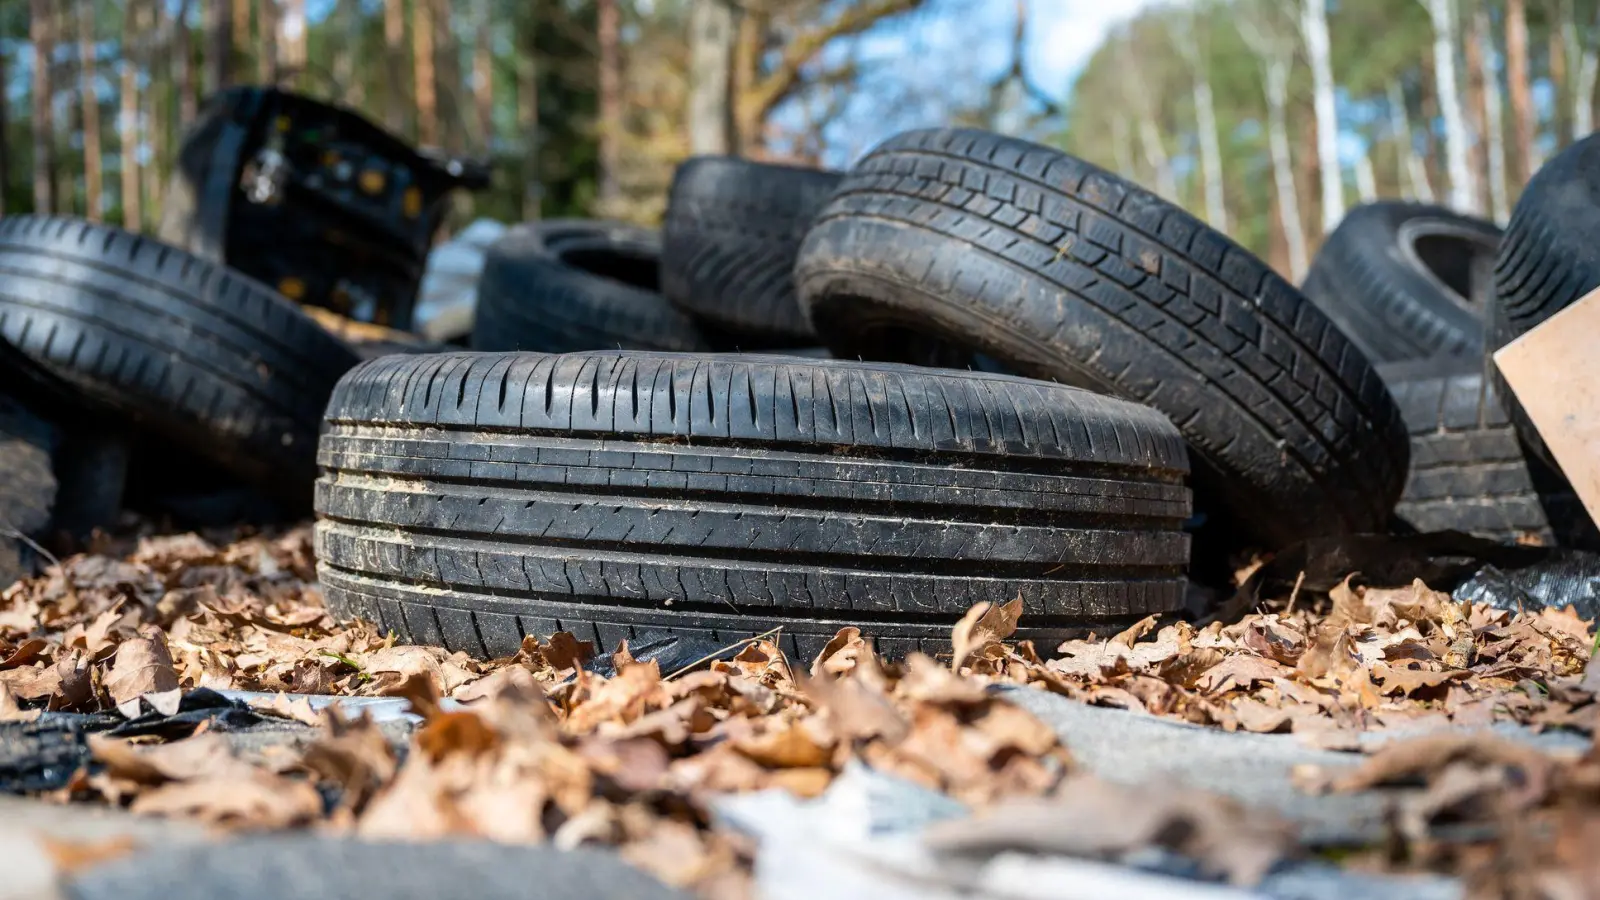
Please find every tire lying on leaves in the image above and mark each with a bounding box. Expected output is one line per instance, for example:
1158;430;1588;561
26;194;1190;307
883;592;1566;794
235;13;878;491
1490;134;1600;472
1301;202;1499;363
472;220;712;354
0;216;360;496
0;388;57;588
662;157;842;345
1380;358;1593;546
314;350;1192;660
795;128;1409;553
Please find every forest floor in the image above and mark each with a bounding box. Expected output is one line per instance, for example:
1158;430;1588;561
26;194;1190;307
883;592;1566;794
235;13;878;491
2;522;1598;899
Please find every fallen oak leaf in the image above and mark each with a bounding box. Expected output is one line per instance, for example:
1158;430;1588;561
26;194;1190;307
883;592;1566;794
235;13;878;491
1194;654;1286;695
950;595;1023;672
730;720;833;769
248;692;324;727
103;626;179;705
130;772;323;829
1370;662;1470;698
0;637;46;669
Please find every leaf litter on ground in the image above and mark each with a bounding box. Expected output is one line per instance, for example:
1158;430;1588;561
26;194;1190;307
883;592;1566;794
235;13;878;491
2;523;1600;897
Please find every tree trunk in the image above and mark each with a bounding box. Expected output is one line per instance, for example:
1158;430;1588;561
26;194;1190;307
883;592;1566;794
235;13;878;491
1465;8;1489;213
257;0;278;83
1478;8;1510;223
1137;118;1178;202
234;0;251;66
31;0;57;214
473;0;494;154
413;0;438;147
1356;151;1378;203
1111;115;1134;177
78;0;104;223
1420;0;1476;213
1551;0;1572;146
1505;0;1535;184
428;0;464;154
1173;13;1226;231
176;0;196;127
0;36;9;214
279;0;306;88
205;0;233;95
384;0;407;135
1265;59;1308;282
1575;5;1599;138
1387;81;1418;200
121;0;143;231
142;0;164;224
334;0;364;107
597;0;622;208
515;10;539;219
1299;0;1344;234
688;0;737;156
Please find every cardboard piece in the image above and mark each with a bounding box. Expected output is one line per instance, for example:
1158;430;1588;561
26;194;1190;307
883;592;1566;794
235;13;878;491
1493;286;1600;530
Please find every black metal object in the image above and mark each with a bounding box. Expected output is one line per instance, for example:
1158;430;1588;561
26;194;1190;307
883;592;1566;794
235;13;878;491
157;87;487;331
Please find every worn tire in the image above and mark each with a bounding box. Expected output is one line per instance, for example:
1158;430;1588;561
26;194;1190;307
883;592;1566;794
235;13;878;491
662;157;840;344
1302;202;1498;363
795;128;1408;551
0;216;360;494
472;221;712;354
314;351;1192;661
1490;135;1600;474
1380;358;1589;545
0;394;57;588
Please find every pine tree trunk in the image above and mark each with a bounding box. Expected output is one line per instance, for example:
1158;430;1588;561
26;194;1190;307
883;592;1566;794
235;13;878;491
257;0;278;83
30;0;57;214
1465;8;1489;213
0;37;9;214
234;0;251;67
279;0;306;88
413;0;438;147
121;0;143;231
1265;59;1308;281
384;0;407;136
597;0;622;209
205;0;233;96
1505;0;1535;185
688;0;737;155
1299;0;1344;234
428;0;463;154
1552;0;1572;147
515;9;540;218
1421;0;1476;213
1478;8;1510;222
334;0;364;107
176;0;196;127
78;0;104;223
1575;4;1599;139
142;0;164;225
473;0;493;154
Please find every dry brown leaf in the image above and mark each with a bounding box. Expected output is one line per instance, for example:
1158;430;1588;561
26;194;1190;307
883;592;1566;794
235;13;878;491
950;595;1023;671
1194;654;1286;695
103;627;179;705
731;721;833;768
1370;662;1470;698
131;772;323;828
810;627;869;678
248;693;323;727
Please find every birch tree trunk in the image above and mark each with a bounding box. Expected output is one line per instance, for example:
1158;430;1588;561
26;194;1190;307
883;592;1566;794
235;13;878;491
121;0;143;231
1477;8;1510;222
1575;6;1599;138
1387;82;1416;200
1299;0;1344;233
597;0;623;209
1172;11;1226;231
1506;0;1536;182
30;0;56;214
384;0;407;135
413;0;439;147
1265;59;1307;280
78;0;104;223
333;0;363;106
688;0;737;155
1420;0;1476;213
0;38;9;214
1356;151;1377;203
279;0;307;88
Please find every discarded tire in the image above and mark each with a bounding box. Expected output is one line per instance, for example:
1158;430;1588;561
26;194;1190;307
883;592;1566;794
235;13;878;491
1490;135;1600;471
1302;202;1498;363
1381;358;1579;545
472;221;712;354
796;128;1408;550
0;392;56;587
662;157;841;344
0;217;360;493
315;351;1192;660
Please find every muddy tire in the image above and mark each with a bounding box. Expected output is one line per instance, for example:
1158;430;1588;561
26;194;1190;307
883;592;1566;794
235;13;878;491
472;221;712;354
1302;202;1498;363
1381;358;1593;546
662;157;840;345
314;351;1192;661
0;216;359;495
795;128;1409;552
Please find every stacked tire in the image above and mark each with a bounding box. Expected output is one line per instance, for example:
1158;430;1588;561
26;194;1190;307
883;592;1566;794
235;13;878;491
314;129;1421;658
0;216;361;581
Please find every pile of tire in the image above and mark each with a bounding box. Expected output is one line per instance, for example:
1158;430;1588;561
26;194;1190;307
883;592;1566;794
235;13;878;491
314;128;1418;659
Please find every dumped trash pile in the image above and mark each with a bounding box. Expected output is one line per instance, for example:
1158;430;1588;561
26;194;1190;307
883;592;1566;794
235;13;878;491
5;525;1600;896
